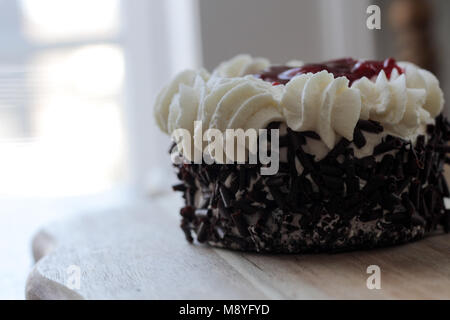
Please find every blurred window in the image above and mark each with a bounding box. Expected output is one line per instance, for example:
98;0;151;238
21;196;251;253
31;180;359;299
0;0;126;197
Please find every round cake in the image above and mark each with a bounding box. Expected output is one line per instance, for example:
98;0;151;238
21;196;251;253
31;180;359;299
154;55;450;253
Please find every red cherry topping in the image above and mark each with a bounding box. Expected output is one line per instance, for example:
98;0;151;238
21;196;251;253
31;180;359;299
256;58;403;85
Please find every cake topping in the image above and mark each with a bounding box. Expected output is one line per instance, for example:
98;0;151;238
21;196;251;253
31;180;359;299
256;58;404;85
154;54;444;152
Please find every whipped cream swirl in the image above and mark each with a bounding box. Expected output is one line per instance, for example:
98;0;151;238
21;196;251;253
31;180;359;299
154;54;444;149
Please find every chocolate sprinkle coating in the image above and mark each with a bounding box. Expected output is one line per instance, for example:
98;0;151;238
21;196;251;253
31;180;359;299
172;114;450;253
353;127;366;149
356;119;384;133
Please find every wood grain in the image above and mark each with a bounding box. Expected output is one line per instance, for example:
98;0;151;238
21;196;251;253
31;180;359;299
26;192;450;300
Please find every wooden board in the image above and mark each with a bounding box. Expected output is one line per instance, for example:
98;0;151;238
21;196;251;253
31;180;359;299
26;194;450;300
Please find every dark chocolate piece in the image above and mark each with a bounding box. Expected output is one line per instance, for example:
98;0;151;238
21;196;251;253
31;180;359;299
172;183;186;192
296;147;315;172
196;220;210;243
353;127;366;149
265;175;285;187
219;185;234;208
356;120;383;133
373;136;403;155
324;138;351;161
217;199;231;218
195;208;212;218
180;220;193;243
300;131;321;140
288;128;306;150
231;212;250;237
239;169;247;190
180;206;195;221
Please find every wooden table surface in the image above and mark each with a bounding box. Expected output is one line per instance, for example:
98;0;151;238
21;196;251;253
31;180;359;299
25;193;450;300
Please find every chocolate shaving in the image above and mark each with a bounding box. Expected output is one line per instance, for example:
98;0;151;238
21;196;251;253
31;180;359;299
353;127;366;149
378;154;395;175
231;212;250;237
196;220;210;243
435;144;450;153
172;183;187;192
217;199;231;218
373;136;403;155
186;188;195;206
265;175;285;187
320;164;344;176
439;175;450;197
180;206;195;221
395;149;405;179
234;199;258;214
296;147;315;172
168;142;177;154
345;176;360;194
356;120;383;133
443;211;450;233
321;175;344;193
180;220;193;243
239;168;247;190
382;192;401;211
300;131;321;140
411;212;426;227
219;184;234;208
268;185;286;208
279;135;289;147
421;150;433;182
324;138;351;161
288;128;306;150
195;208;212;218
362;174;385;195
396;177;411;196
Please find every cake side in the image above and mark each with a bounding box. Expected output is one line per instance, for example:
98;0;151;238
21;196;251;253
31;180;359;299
173;116;450;253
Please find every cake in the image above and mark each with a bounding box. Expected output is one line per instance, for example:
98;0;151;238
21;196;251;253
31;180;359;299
154;54;450;253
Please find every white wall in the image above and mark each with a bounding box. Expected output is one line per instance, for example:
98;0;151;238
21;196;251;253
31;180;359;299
199;0;375;70
121;0;203;195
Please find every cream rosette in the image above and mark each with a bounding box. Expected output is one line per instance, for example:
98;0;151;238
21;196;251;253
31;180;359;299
154;54;445;156
281;71;361;148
